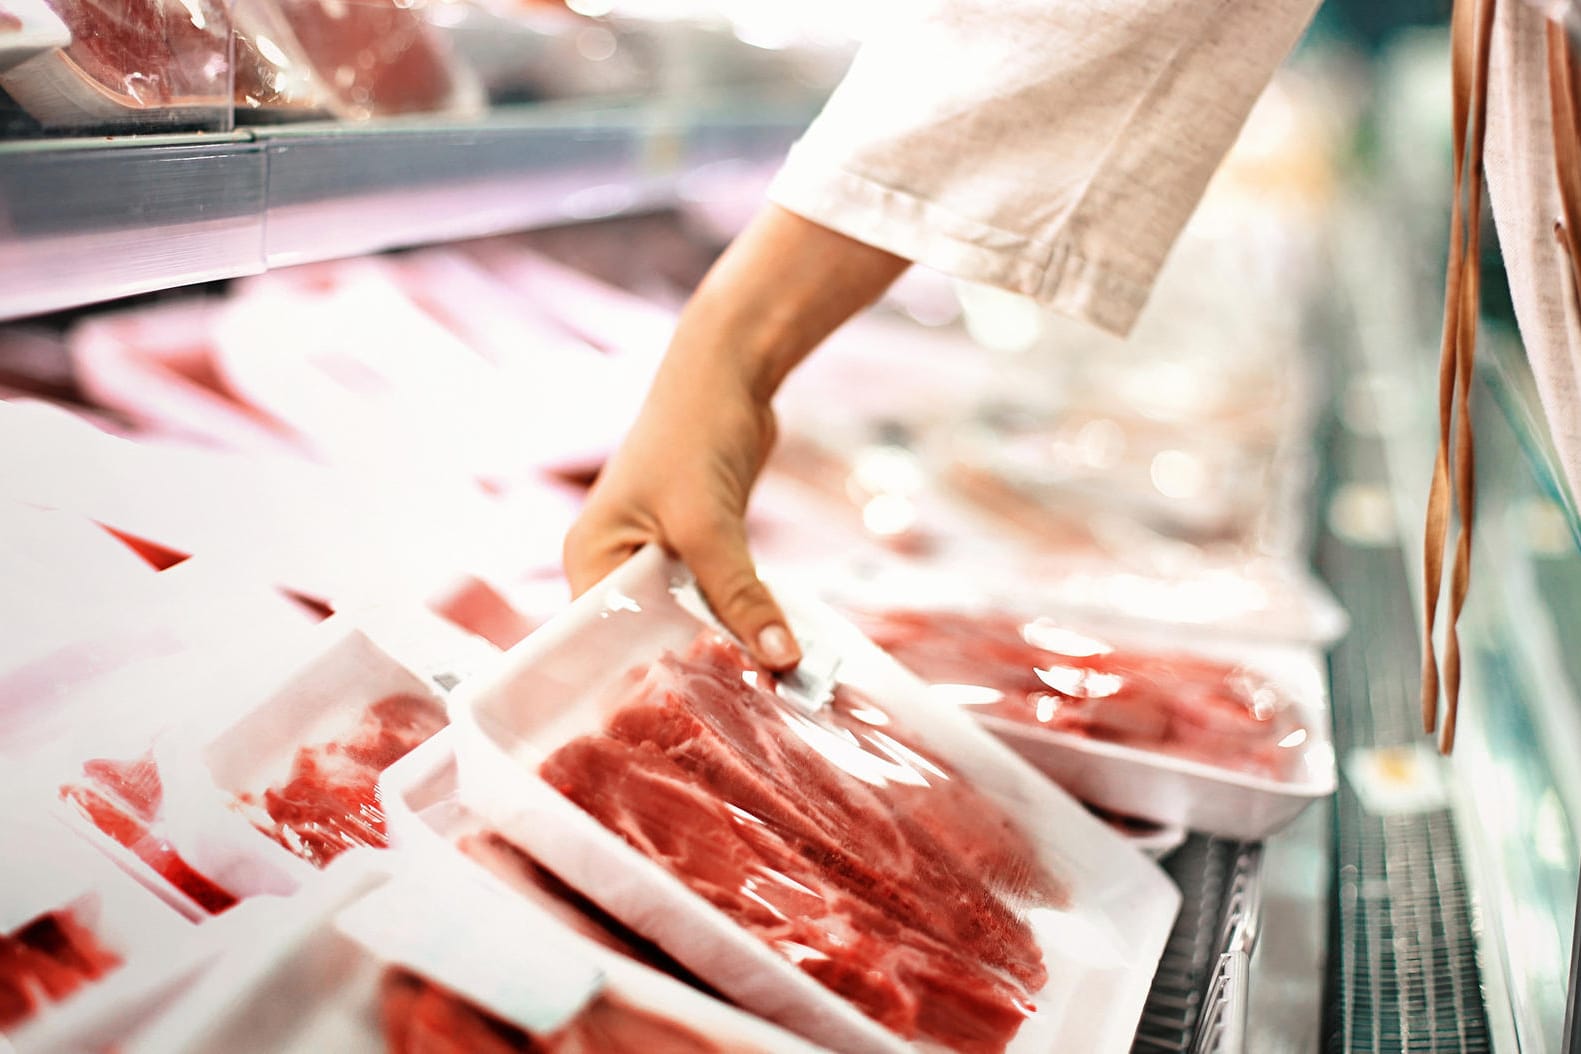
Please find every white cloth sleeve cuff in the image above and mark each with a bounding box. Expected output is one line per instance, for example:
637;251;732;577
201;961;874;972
770;147;1153;337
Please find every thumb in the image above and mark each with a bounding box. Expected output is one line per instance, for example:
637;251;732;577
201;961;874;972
673;515;801;671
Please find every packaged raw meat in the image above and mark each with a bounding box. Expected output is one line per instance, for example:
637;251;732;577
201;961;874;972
836;596;1335;839
52;625;444;920
449;545;1180;1054
61;752;241;917
123;855;823;1054
216;265;636;482
0;503;316;767
380;972;725;1054
0;0;232;131
381;730;717;989
0;810;196;1047
0;399;555;633
0;907;121;1030
67;301;302;458
852;608;1307;779
201;626;450;870
232;0;483;121
463;241;676;367
240;691;447;869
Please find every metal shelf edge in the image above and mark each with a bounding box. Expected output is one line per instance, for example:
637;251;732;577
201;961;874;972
0;97;816;321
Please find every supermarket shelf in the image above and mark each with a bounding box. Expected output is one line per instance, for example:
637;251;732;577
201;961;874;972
0;97;815;321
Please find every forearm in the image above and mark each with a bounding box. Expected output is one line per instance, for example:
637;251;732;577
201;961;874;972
656;203;911;405
565;204;909;665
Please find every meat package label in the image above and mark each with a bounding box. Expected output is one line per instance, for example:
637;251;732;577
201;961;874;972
335;869;604;1035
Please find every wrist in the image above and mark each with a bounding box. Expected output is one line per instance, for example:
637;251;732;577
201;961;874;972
662;204;910;407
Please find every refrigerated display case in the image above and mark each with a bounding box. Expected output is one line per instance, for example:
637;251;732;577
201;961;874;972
12;9;1581;1053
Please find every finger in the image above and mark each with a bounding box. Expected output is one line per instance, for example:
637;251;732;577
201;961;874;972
562;513;641;599
673;514;800;671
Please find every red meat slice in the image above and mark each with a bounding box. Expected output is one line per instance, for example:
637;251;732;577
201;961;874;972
538;632;1058;1054
380;969;729;1054
0;909;121;1030
60;754;239;915
42;0;229;107
249;693;447;868
856;609;1304;778
248;0;460;119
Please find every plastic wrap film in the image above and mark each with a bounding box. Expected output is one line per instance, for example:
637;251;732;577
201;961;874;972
0;0;232;131
815;573;1335;839
452;546;1180;1054
236;692;448;869
540;630;1061;1054
54;627;450;921
118;856;819;1054
232;0;483;121
0;809;200;1048
60;751;241;915
852;608;1306;780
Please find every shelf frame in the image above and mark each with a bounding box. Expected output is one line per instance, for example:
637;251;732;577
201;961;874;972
0;96;814;321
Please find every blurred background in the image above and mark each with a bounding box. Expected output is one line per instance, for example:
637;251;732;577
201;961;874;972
0;2;1577;1052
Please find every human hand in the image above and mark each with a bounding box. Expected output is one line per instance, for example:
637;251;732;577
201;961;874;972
562;329;799;668
562;205;909;669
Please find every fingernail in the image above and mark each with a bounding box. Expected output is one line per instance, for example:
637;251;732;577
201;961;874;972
757;624;798;667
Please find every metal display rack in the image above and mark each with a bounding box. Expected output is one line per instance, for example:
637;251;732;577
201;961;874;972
0;97;814;321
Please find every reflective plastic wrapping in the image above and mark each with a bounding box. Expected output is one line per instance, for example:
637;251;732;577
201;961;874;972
0;809;196;1044
232;0;483;120
851;608;1306;779
0;0;233;131
56;627;452;920
540;631;1060;1054
453;546;1180;1054
121;857;787;1054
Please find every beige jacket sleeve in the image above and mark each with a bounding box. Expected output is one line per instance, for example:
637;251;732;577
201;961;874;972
1484;0;1581;500
769;0;1322;336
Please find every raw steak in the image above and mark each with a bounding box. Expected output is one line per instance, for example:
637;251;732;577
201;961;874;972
380;969;728;1054
61;753;239;915
856;609;1304;778
234;0;469;119
0;908;121;1029
32;0;228;107
539;633;1061;1054
246;693;448;868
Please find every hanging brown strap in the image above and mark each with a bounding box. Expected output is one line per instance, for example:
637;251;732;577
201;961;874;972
1423;0;1496;754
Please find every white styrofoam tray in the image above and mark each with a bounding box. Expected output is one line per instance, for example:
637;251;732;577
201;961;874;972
380;728;838;1053
56;623;450;919
813;571;1337;841
447;545;1181;1054
959;625;1332;842
0;0;68;73
1;810;207;1052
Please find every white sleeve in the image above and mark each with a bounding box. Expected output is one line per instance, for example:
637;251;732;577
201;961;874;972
769;0;1322;336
